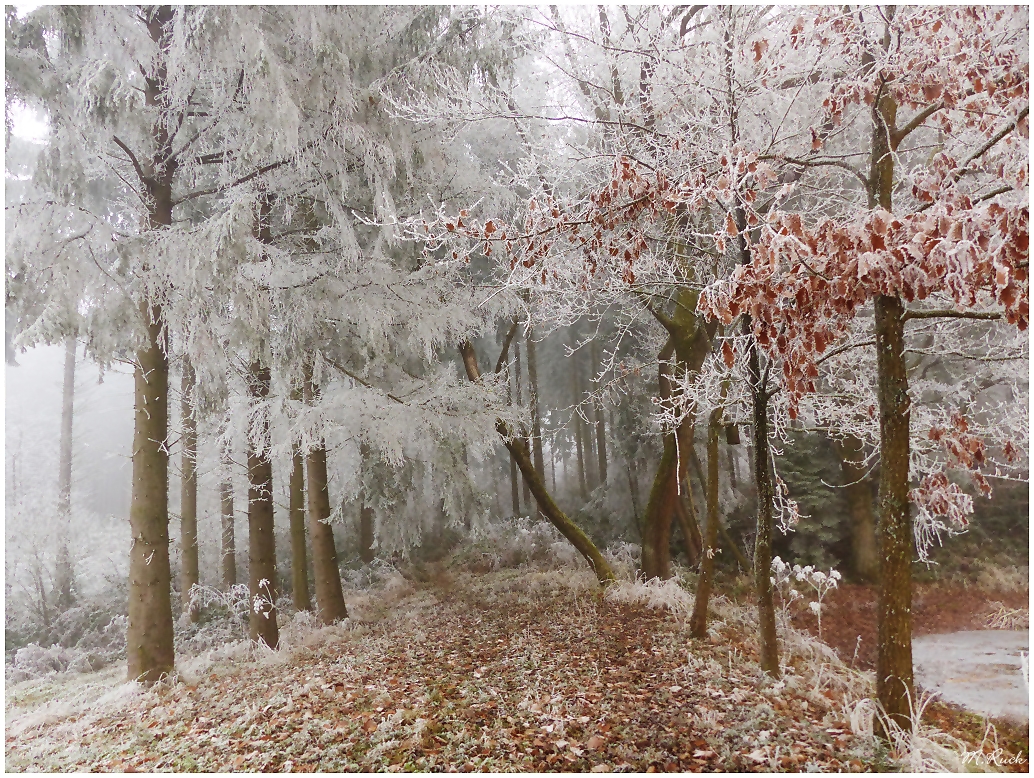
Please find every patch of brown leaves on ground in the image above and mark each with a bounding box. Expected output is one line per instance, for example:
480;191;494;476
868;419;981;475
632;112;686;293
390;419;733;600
6;569;877;773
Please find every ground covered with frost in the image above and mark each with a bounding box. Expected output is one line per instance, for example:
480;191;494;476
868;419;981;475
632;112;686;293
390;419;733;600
4;565;1023;772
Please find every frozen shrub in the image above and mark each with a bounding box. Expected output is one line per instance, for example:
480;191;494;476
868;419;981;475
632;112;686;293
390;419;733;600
605;576;694;619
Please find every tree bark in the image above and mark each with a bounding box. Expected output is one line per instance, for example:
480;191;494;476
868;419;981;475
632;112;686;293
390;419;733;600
591;339;608;486
506;361;521;516
54;335;76;611
833;434;880;583
689;444;751;573
640;287;715;580
179;358;199;621
303;363;349;623
514;341;534;508
866;14;914;730
748;339;780;677
126;5;176;684
358;442;375;564
641;435;678;580
128;302;174;682
460;341;615;584
220;454;236;589
289;443;311;612
526;327;546;519
247;361;278;648
690;405;723;637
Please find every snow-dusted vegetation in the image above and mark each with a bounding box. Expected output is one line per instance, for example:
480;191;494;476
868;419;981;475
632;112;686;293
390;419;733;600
5;5;1028;772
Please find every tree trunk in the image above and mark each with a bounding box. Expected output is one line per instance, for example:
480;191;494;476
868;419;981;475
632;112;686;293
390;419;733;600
689;444;751;573
867;19;913;729
179;358;199;621
460;341;615;584
690;406;723;637
358;442;375;564
526;327;546;519
640;284;715;580
627;457;641;529
591;339;608;486
127;303;175;683
506;363;521;516
246;361;279;648
570;330;589;500
220;459;236;589
514;341;533;508
875;294;914;730
748;338;780;677
126;4;176;686
289;444;311;612
303;364;349;624
641;435;678;580
54;335;76;611
833;434;880;583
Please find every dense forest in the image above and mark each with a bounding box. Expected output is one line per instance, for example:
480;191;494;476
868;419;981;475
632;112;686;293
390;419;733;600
5;5;1029;772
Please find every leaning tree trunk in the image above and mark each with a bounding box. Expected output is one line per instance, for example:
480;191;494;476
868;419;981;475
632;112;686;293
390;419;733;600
833;434;880;583
690;405;724;637
303;364;349;624
179;358;199;621
54;335;76;611
126;6;177;683
460;341;615;584
289;444;311;612
247;361;278;648
220;444;237;589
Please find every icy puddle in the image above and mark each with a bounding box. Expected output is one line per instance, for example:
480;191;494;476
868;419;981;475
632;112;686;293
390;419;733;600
913;630;1029;722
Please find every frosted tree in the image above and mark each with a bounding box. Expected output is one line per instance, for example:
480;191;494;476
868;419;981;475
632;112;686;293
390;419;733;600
698;5;1028;727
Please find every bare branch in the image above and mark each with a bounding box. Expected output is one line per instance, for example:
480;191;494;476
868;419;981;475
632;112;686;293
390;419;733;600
111;135;146;184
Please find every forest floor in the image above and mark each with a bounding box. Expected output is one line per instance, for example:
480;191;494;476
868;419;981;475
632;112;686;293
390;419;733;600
4;564;1029;773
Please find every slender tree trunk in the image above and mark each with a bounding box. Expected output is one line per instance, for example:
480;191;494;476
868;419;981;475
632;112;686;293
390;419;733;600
748;339;779;677
290;444;311;612
303;364;349;624
627;457;641;528
570;329;589;500
591;339;608;486
220;453;237;589
126;7;176;683
514;341;534;509
246;361;278;648
54;335;76;611
690;405;724;637
460;341;615;584
865;16;913;728
833;434;880;582
179;358;199;621
689;444;751;573
358;443;375;564
507;363;521;516
526;327;546;519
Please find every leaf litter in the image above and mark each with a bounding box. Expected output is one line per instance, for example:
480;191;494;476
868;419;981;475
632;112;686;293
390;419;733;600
3;567;1012;772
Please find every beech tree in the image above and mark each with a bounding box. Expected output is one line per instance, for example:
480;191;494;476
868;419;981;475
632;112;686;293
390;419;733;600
698;5;1028;726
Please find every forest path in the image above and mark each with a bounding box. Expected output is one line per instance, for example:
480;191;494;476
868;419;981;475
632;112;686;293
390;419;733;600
6;568;872;772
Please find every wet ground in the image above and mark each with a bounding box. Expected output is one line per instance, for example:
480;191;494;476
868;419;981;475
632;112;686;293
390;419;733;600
913;630;1029;723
